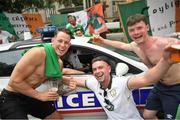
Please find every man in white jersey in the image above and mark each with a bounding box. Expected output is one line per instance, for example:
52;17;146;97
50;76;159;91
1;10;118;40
67;48;176;119
93;14;180;119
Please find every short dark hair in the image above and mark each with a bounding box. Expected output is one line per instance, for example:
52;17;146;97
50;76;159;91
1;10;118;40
126;14;148;26
67;15;76;21
91;56;112;67
75;28;82;32
55;28;71;36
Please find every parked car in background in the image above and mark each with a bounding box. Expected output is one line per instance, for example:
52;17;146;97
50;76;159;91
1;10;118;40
0;39;151;119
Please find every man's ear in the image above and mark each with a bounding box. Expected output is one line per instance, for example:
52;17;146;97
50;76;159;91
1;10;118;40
51;37;55;42
147;24;150;31
108;65;111;74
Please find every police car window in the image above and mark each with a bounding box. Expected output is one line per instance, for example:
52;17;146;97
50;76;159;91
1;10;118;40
0;49;24;76
63;45;143;75
63;46;117;74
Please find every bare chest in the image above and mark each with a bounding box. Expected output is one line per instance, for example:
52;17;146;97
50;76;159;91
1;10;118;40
136;44;164;65
26;62;47;88
144;46;163;64
162;63;180;85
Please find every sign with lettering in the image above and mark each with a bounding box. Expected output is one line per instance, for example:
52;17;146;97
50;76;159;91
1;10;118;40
56;91;101;109
4;13;30;39
53;88;152;113
0;13;17;37
0;13;44;39
147;0;176;36
22;13;44;37
118;0;180;42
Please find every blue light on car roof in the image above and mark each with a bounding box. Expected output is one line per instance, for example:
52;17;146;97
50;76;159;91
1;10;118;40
36;26;57;34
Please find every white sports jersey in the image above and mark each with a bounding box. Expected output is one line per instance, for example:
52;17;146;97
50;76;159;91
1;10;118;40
86;76;143;120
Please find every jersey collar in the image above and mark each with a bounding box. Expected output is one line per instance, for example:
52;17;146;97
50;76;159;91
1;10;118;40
100;75;112;90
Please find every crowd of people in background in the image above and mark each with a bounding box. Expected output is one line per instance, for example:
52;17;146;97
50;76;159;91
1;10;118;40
66;15;85;38
0;13;180;119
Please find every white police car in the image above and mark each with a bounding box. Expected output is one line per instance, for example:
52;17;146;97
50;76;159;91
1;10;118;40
0;39;151;119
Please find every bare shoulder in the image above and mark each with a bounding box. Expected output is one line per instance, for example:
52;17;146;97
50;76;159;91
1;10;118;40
166;37;179;43
21;47;46;64
13;47;46;75
151;36;168;46
26;47;45;57
154;36;177;43
130;41;137;46
130;42;139;50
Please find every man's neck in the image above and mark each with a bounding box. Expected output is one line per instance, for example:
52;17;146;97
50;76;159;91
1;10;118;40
138;36;154;49
71;23;77;27
100;76;112;90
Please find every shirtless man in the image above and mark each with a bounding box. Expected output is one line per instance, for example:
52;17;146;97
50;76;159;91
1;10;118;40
94;14;180;119
0;28;76;119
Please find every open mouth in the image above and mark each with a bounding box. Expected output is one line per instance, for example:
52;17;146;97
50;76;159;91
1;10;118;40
134;35;143;39
57;48;65;55
97;76;102;79
95;73;104;80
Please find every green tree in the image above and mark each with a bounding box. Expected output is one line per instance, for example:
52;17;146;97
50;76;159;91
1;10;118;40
0;0;83;13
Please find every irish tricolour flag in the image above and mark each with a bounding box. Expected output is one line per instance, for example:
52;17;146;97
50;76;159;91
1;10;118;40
0;12;44;39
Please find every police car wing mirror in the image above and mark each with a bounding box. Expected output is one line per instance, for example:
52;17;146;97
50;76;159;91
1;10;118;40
115;63;129;77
